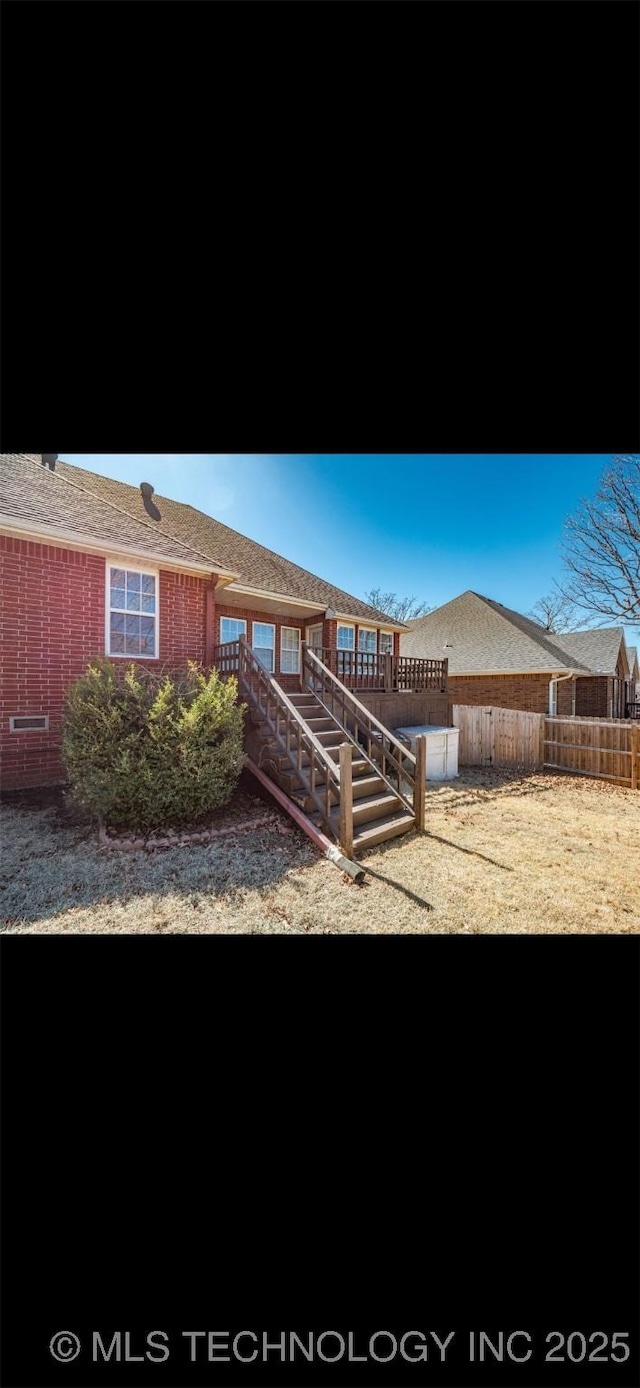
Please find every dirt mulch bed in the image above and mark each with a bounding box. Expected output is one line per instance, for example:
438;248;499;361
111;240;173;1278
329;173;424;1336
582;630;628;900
0;768;638;934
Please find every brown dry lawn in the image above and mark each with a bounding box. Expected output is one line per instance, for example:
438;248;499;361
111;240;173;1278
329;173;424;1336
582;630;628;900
1;769;638;934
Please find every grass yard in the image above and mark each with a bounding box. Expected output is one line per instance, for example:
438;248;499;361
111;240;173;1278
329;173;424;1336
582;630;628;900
1;769;639;934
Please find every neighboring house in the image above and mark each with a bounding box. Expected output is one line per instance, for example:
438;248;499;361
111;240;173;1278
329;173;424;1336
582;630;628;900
401;590;632;718
0;455;447;850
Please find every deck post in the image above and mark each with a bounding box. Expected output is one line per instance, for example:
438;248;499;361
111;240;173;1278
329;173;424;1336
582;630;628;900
384;653;393;692
339;742;354;858
414;734;426;831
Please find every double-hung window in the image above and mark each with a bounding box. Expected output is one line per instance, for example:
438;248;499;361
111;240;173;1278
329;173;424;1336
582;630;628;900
336;623;355;677
336;624;355;650
280;626;301;675
379;631;393;656
357;626;377;676
220;616;247;645
107;563;157;658
252;622;276;672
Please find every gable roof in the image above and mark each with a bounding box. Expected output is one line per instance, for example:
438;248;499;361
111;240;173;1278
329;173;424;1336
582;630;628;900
48;457;400;626
0;453;236;574
552;627;629;678
627;645;638;676
401;590;616;675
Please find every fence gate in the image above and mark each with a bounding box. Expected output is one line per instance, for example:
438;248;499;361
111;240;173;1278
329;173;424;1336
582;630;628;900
452;705;546;770
453;705;495;765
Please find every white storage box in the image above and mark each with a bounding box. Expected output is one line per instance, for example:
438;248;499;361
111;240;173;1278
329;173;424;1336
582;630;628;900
395;725;459;781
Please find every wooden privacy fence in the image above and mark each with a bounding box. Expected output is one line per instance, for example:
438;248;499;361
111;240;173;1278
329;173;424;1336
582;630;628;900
544;715;639;789
452;705;640;789
452;705;545;771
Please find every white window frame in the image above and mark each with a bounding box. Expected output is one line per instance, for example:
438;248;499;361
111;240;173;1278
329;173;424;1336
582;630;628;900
548;679;558;716
336;623;355;650
379;631;394;656
252;621;276;672
219;615;247;645
106;559;159;660
358;626;377;654
280;626;301;675
306;623;324;651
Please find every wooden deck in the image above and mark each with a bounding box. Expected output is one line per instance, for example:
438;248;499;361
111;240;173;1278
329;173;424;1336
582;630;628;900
212;641;448;695
314;648;448;693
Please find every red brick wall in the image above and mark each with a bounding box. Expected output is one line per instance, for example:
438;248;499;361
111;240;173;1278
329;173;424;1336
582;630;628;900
0;537;210;791
0;533;403;791
449;672;569;714
449;672;611;717
573;677;609;718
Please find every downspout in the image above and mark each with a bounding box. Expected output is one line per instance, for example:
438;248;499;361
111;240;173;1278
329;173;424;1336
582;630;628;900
204;576;217;667
549;669;577;715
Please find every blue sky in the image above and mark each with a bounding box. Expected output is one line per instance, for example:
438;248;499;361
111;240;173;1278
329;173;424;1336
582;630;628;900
62;454;635;637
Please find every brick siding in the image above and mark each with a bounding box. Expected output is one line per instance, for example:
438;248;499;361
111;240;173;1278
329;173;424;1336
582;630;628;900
0;533;404;791
449;671;612;718
0;537;210;791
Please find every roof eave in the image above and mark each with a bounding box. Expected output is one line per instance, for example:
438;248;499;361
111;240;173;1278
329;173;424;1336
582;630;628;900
0;515;240;580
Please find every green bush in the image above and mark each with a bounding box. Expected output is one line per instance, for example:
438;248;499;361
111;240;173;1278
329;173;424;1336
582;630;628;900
62;658;245;830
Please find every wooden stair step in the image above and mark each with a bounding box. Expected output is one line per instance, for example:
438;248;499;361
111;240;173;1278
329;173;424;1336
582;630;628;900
314;729;346;745
290;774;387;815
342;792;404;827
272;751;372;777
352;812;416;850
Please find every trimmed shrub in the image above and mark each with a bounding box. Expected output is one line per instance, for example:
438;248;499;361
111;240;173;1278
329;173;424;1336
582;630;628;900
62;658;245;830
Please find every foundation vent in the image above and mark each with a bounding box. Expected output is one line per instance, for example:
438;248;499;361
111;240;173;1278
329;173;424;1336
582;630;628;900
9;715;49;732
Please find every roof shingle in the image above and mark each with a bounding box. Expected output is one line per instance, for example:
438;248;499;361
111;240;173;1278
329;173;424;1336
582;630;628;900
0;454;227;571
401;590;626;675
50;458;398;624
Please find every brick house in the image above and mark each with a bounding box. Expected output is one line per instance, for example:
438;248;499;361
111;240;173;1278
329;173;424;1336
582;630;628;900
401;590;633;718
0;455;447;831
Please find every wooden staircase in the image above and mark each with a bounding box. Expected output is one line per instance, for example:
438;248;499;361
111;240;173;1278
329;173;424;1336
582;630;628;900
260;691;416;852
213;636;426;857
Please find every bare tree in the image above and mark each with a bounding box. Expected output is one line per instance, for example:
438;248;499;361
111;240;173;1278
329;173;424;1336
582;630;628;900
364;589;432;623
559;456;640;628
527;592;580;633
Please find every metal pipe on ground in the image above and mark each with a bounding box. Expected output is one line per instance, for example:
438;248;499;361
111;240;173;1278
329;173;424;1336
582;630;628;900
245;757;366;884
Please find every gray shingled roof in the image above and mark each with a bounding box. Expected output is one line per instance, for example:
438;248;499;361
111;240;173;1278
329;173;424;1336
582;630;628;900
0;454;228;571
401;590;604;674
626;645;637;674
553;627;628;677
49;457;399;624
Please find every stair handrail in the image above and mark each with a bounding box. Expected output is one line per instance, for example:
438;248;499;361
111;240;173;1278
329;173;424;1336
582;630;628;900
238;638;345;778
235;637;348;833
302;643;419;817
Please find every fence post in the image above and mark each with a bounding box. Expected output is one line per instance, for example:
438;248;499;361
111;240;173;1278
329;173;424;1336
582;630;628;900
339;743;354;858
632;722;639;791
414;734;426;831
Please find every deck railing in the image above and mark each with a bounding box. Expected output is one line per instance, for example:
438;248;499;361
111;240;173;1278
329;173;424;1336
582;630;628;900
315;648;447;693
211;640;447;695
625;701;640;720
